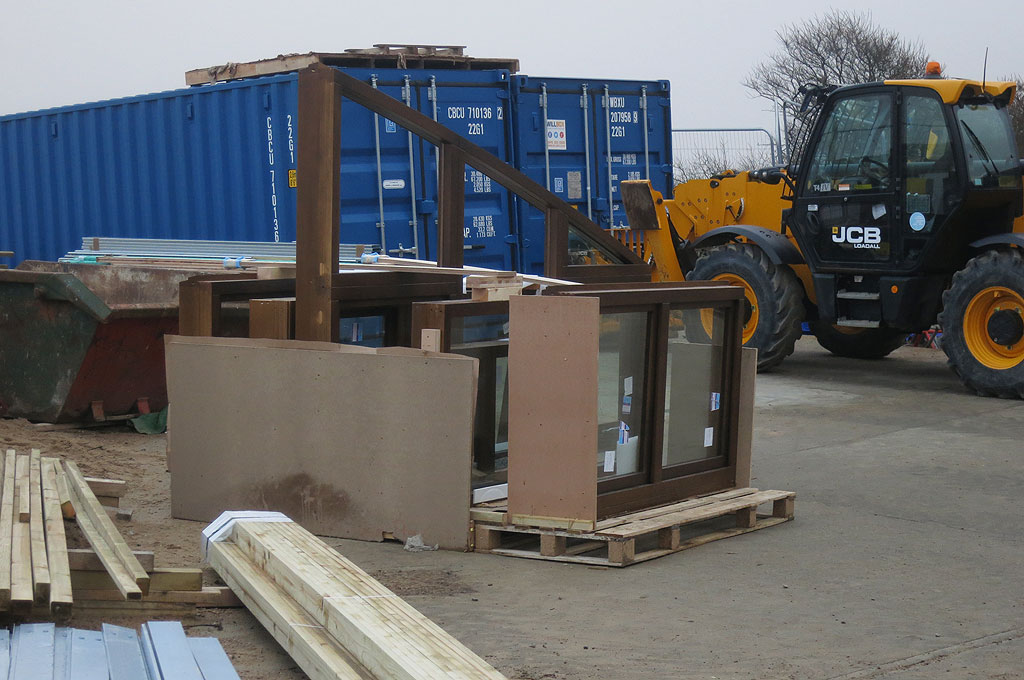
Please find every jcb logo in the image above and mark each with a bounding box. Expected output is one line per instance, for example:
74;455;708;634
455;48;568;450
832;226;882;249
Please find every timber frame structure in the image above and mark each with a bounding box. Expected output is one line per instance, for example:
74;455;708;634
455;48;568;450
291;64;649;342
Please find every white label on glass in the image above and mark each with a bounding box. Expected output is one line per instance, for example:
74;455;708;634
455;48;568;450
623;376;633;396
704;427;714;447
872;203;887;220
603;451;616;473
909;211;926;231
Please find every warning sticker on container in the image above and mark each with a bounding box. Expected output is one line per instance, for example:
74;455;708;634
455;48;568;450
546;119;567;150
382;179;406;190
288;169;297;188
567;171;582;200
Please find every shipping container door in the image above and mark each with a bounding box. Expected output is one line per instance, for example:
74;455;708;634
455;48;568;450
512;76;673;276
335;70;425;256
419;71;516;271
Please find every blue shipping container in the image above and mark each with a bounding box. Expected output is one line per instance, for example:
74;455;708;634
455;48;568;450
0;67;671;275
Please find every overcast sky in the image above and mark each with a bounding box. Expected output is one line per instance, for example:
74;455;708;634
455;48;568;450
2;0;1021;133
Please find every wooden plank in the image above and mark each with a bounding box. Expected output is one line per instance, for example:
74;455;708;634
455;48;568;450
70;507;142;600
16;454;30;522
208;540;376;680
508;295;599;527
54;462;75;519
188;637;242;680
0;449;15;609
28;450;51;603
607;539;636;565
103;624;150;680
67;548;154;572
295;65;342;342
249;297;295;340
41;459;73;618
468;508;505;524
507;514;596;532
63;460;150;595
595;487;759;531
178;280;216;337
11;457;34;612
599;490;795;538
165;338;476;549
73;586;241;607
71;567;202;592
84;477;126;498
736;507;758;528
143;621;205;680
69;629;107;680
229;520;508;680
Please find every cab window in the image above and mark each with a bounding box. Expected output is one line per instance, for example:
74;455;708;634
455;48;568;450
904;93;956;225
805;94;893;193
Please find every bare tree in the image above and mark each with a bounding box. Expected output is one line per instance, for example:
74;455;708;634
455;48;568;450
1004;74;1024;154
746;10;929;160
674;148;776;184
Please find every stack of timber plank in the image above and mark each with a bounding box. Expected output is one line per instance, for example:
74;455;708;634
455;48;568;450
0;449;239;619
0;621;240;679
205;512;508;680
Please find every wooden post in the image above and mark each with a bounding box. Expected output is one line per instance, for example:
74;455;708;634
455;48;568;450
543;207;569;279
295;66;342;342
178;280;216;336
436;143;465;268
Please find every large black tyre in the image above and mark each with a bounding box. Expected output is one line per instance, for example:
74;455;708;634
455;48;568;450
687;243;805;371
811;322;907;359
938;249;1024;398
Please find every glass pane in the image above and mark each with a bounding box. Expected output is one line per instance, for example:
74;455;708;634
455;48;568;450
805;94;893;194
662;308;725;467
597;311;648;480
956;102;1021;188
451;314;510;489
568;226;630;266
905;94;957;231
339;316;386;347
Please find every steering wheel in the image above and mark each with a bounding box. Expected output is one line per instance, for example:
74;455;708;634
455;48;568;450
859;156;889;182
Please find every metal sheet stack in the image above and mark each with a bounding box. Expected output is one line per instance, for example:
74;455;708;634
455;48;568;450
204;512;508;680
1;621;239;679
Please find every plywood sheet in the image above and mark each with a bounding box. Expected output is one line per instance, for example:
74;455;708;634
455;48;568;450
507;295;599;526
735;347;757;488
165;336;477;550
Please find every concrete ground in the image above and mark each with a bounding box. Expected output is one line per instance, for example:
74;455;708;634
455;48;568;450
327;337;1023;679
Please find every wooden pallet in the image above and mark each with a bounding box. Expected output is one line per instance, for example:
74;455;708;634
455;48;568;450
472;488;795;567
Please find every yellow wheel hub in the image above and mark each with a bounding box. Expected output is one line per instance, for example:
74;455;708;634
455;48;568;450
963;286;1024;369
703;273;758;344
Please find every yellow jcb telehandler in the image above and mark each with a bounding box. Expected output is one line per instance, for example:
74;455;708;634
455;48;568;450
621;74;1024;397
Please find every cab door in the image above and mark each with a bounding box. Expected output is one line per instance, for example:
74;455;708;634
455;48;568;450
791;90;899;271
